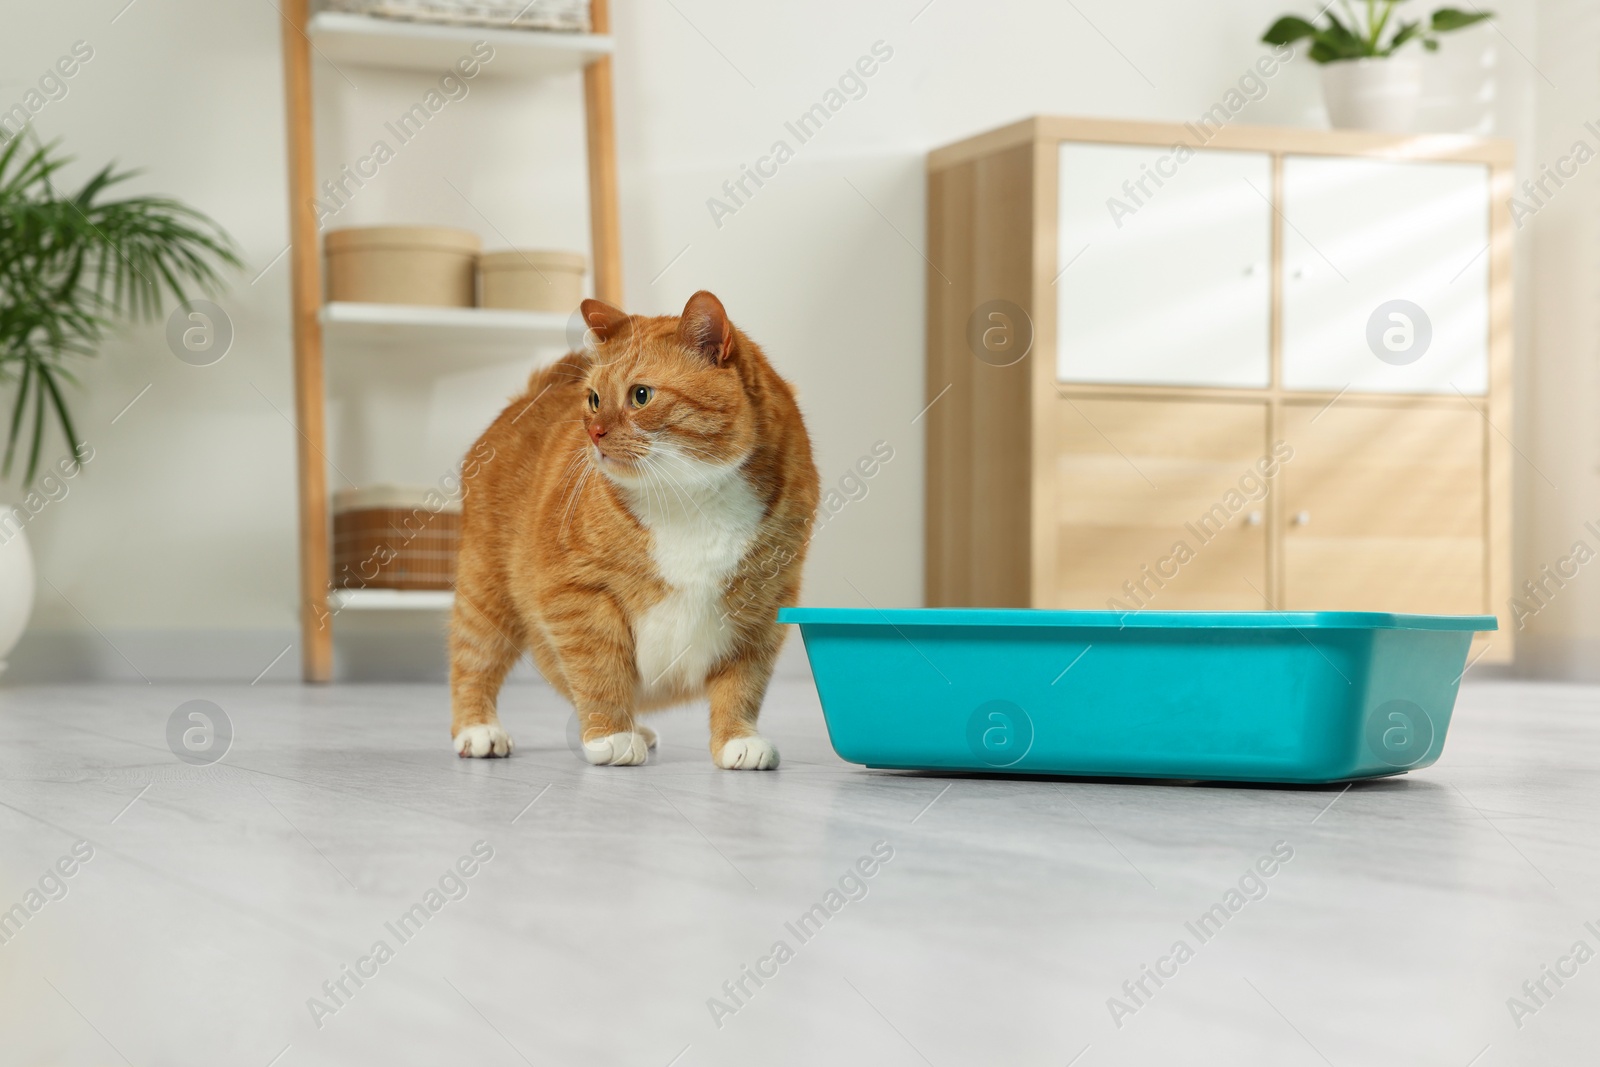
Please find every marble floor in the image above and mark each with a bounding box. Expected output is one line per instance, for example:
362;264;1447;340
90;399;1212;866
0;672;1594;1066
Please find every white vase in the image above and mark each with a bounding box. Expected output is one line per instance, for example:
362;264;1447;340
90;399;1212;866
0;507;35;677
1319;56;1424;133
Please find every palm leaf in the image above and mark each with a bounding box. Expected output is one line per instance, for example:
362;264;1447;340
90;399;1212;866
0;137;239;486
38;365;83;480
3;359;34;478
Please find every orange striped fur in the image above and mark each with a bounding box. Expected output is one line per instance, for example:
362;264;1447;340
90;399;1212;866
449;291;819;768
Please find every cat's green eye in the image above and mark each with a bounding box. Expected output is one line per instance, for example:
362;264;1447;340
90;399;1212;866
587;390;599;412
630;385;654;409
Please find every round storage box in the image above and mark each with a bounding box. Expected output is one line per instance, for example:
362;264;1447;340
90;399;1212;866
478;249;586;313
333;485;461;591
324;226;481;307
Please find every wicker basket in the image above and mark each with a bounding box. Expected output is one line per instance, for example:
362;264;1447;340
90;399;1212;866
324;226;480;308
333;486;461;591
323;0;590;32
479;249;586;312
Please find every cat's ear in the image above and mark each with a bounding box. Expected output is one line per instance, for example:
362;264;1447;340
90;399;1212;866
677;290;734;366
579;299;630;344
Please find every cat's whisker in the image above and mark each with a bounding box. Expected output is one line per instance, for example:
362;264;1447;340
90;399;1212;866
657;437;720;459
557;470;581;526
560;465;592;539
640;456;688;519
641;464;668;519
643;458;677;519
650;446;725;501
558;446;598;529
646;452;710;521
554;447;590;497
649;438;698;466
661;441;728;469
654;443;720;472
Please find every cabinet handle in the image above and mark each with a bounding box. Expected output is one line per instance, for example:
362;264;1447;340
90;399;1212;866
1245;510;1263;526
1292;511;1311;526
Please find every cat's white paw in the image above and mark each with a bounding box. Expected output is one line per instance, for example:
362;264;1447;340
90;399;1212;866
638;724;659;750
715;735;780;771
583;731;650;766
455;723;514;759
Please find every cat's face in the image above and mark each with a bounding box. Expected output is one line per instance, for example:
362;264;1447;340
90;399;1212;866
578;292;755;491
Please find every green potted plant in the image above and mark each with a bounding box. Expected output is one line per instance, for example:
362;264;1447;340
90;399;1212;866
0;135;238;675
1262;1;1493;132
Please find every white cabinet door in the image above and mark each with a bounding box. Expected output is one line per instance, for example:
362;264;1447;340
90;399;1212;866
1057;142;1272;388
1281;156;1490;395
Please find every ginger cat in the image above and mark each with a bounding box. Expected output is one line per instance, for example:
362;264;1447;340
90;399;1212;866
449;291;819;769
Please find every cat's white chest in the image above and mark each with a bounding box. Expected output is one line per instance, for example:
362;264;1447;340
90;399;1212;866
629;469;763;696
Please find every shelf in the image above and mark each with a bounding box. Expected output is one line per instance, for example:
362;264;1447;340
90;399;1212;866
282;0;623;680
307;12;612;78
321;302;573;359
331;588;454;611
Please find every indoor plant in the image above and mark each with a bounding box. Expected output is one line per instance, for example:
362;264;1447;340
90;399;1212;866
0;135;238;674
1262;1;1493;132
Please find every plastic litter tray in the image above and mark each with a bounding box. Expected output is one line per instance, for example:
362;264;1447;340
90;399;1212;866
779;608;1497;784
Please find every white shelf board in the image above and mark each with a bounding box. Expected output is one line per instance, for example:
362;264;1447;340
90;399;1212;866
331;588;454;611
307;12;612;78
321;302;572;355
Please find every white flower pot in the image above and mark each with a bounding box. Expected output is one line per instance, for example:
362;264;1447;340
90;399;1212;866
0;507;35;677
1319;56;1423;133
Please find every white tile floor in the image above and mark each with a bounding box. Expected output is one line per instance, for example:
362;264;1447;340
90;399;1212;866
0;673;1594;1066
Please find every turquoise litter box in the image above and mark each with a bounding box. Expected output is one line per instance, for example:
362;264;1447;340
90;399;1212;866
779;608;1498;784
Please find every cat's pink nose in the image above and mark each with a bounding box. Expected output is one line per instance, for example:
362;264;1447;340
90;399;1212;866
589;424;607;443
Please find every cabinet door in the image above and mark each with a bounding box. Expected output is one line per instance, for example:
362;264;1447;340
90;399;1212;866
1048;398;1272;610
1279;402;1485;613
1057;143;1272;388
1281;156;1490;395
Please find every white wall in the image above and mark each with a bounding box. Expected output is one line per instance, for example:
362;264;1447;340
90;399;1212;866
1516;0;1600;678
3;0;1570;682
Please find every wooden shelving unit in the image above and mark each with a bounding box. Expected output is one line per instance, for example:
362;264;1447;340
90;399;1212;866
306;11;614;76
320;302;571;354
330;588;456;611
278;0;623;681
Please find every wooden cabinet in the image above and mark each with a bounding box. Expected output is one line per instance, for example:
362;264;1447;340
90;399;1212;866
926;117;1513;661
1048;398;1271;610
1280;156;1490;395
1056;144;1273;388
1279;402;1487;614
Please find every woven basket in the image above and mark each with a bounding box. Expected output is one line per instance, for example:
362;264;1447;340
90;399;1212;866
324;0;590;32
333;487;461;591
